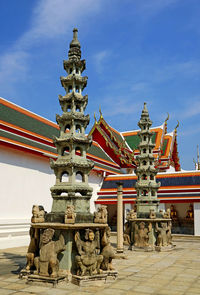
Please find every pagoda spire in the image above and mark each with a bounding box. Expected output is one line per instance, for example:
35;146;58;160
135;102;160;216
49;28;93;223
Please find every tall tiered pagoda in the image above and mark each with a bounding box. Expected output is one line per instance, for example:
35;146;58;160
49;28;94;222
135;102;160;216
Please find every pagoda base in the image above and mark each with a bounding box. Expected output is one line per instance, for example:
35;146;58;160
72;274;107;286
31;222;108;273
128;218;175;252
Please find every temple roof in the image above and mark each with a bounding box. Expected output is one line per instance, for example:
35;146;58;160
0;97;121;175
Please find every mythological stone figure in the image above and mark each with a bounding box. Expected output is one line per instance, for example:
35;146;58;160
134;222;150;248
156;222;171;247
123;222;131;245
94;205;107;223
31;205;45;223
26;227;39;271
101;227;115;270
75;229;103;276
163;208;171;219
34;228;65;277
127;209;137;220
64;205;76;224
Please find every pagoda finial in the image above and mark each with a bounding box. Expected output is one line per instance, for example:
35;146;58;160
68;28;81;60
164;113;169;134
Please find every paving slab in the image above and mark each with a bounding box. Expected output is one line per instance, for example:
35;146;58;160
1;237;200;294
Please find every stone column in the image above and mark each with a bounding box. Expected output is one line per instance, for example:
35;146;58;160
116;182;123;253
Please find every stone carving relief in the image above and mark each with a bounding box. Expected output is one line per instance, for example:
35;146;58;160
156;221;172;247
31;205;45;223
101;227;115;270
123;222;131;245
163;208;171;219
34;228;65;277
94;205;108;224
26;227;39;271
65;205;76;224
134;222;150;248
127;209;137;220
75;229;103;276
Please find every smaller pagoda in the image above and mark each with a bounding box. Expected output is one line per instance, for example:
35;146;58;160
127;103;175;251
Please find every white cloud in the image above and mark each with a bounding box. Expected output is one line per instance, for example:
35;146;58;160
0;0;102;92
93;50;111;74
181;98;200;119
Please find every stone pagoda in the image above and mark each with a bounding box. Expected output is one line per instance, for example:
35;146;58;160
127;103;175;251
48;28;93;223
135;102;160;216
22;29;116;285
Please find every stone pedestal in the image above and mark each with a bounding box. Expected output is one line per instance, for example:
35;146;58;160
31;222;108;274
129;218;174;251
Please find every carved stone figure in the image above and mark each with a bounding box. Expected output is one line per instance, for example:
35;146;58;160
26;227;39;271
65;205;76;224
156;222;171;247
149;209;156;219
123;222;131;245
31;205;45;223
127;209;137;220
94;205;107;223
134;222;149;248
101;227;115;270
75;229;103;276
34;228;65;277
163;208;171;219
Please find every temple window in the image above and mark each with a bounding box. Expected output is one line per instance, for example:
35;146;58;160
76;68;79;74
61;172;69;182
69;68;72;74
65;124;71;132
143;148;146;153
76;105;81;112
150;161;152;165
149;149;151;153
75;147;83;156
68;86;72;93
75;86;79;93
150;174;154;180
142;160;147;165
152;191;155;196
143;190;147;196
75;125;81;133
76;171;83;182
62;146;70;156
143;136;146;141
67;105;71;112
143;126;146;130
142;174;147;180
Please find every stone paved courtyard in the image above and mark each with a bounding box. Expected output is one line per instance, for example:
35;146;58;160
0;236;200;295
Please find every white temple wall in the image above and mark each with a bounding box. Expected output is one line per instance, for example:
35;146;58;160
194;203;200;236
0;146;102;249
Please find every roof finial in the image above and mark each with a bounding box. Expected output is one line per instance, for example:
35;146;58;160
164;113;169;134
94;112;97;124
175;120;179;136
99;106;103;119
68;28;81;60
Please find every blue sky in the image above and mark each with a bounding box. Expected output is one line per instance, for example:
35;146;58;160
0;0;200;170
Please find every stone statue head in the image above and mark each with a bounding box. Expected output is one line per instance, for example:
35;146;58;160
85;229;94;241
32;205;39;216
161;222;167;229
41;228;55;244
139;222;145;229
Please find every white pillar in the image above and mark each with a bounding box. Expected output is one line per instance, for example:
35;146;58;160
194;203;200;236
117;182;123;253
